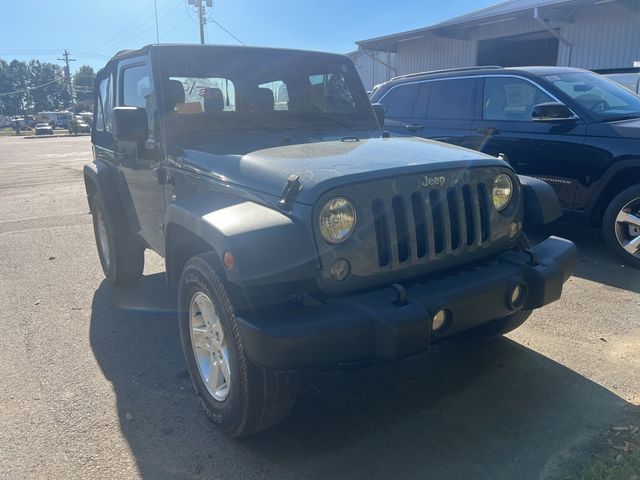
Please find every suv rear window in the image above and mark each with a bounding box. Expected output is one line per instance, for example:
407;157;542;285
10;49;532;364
424;79;475;120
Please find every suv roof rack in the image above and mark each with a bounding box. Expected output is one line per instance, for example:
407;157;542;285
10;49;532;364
390;65;502;81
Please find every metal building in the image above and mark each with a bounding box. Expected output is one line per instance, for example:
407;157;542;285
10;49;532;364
354;0;640;90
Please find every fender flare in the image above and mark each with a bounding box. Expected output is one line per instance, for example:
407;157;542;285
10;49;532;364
165;192;317;287
518;175;562;224
83;160;131;235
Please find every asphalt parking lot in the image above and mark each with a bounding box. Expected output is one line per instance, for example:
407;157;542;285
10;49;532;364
0;135;638;480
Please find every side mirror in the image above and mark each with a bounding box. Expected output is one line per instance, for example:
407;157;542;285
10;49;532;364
372;103;385;127
113;106;148;142
531;102;576;121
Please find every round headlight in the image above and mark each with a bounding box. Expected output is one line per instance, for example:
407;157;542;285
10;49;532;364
492;174;513;212
319;197;356;244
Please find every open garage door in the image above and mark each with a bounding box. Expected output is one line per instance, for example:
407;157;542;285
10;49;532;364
477;31;559;67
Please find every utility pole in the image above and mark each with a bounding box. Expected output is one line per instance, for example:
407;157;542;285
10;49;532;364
188;0;213;45
57;50;76;109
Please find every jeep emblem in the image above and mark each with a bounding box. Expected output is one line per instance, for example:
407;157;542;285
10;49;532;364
421;175;446;187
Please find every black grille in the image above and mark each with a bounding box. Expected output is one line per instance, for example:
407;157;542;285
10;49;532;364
372;183;491;267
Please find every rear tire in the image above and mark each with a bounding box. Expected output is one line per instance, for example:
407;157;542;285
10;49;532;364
602;184;640;269
178;252;298;438
90;194;144;284
460;234;533;339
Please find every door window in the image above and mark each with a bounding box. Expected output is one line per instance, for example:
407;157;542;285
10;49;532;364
425;79;476;120
379;83;419;118
95;75;112;132
483;77;554;121
122;64;151;108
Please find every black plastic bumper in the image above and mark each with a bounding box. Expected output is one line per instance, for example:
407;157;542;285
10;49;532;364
237;236;577;370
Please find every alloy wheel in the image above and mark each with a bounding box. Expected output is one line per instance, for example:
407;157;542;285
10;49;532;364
189;292;231;401
614;197;640;258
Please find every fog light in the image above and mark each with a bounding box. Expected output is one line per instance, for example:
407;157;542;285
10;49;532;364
509;221;521;239
432;309;449;332
330;258;350;282
509;284;526;308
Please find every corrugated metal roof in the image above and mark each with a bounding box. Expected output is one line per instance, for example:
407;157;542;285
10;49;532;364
434;0;574;27
356;0;597;50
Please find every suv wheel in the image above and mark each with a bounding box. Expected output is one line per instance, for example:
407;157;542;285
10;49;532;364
178;252;298;437
458;235;533;339
603;185;640;269
90;194;144;284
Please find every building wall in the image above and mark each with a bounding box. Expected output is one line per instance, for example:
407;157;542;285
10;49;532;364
350;50;396;91
356;2;640;84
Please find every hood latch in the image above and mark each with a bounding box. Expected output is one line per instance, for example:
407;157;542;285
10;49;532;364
277;174;302;211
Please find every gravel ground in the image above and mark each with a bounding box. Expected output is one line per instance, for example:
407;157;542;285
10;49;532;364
0;135;638;480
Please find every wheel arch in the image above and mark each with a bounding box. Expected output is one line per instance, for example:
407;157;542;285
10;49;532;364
589;161;640;224
164;192;317;288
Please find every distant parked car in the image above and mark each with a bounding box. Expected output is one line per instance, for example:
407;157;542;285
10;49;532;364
35;123;53;135
70;121;91;134
371;66;640;267
594;67;640;95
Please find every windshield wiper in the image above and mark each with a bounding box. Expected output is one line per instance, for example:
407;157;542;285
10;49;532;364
601;113;640;122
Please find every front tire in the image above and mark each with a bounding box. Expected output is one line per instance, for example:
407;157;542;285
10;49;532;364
178;252;298;438
602;184;640;269
90;194;144;284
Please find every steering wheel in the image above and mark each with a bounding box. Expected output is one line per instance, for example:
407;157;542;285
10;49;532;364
590;100;608;113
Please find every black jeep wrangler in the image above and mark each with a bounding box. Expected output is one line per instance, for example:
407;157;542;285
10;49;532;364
84;45;576;437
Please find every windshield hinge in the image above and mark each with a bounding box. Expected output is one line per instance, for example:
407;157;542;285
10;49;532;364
277;174;302;211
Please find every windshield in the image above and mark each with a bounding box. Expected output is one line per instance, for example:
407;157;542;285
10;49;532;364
545;71;640;121
157;48;376;138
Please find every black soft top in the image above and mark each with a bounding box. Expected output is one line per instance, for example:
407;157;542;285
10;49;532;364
99;44;349;75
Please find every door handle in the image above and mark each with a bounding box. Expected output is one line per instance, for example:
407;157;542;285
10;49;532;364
476;127;500;135
404;124;424;131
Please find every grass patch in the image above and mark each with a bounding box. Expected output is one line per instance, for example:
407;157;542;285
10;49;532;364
578;424;639;480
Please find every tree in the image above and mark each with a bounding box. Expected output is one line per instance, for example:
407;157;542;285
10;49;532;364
28;60;70;112
0;60;30;116
73;65;95;104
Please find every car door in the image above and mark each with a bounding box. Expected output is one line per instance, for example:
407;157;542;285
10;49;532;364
407;77;477;148
115;56;167;252
470;75;587;209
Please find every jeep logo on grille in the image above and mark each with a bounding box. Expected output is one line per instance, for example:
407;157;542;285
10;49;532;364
420;175;446;187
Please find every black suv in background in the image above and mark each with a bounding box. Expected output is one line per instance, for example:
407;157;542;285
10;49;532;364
371;66;640;267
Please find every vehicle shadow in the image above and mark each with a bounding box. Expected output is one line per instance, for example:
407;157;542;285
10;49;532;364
90;274;637;480
527;221;640;294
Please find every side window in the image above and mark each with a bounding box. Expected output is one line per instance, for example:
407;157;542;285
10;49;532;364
259;80;289;110
95;75;112;133
483;77;554;121
122;64;151;108
379;84;419;118
426;79;476;120
307;72;355;113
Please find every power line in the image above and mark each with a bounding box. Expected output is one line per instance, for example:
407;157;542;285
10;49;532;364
0;79;60;96
95;0;182;54
207;18;245;46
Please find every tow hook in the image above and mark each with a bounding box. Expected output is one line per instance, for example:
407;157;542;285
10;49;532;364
392;283;409;306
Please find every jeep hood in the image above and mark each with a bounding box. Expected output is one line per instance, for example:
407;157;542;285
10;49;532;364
181;136;504;205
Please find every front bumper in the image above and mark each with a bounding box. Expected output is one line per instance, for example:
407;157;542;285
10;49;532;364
237;236;576;370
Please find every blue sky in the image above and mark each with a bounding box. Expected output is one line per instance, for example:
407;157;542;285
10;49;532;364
0;0;498;73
